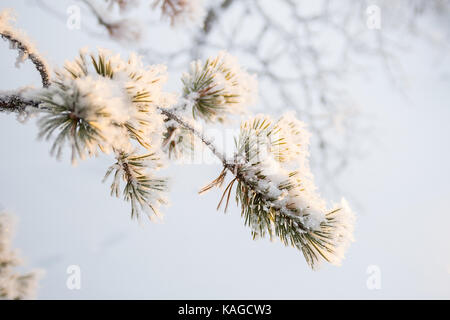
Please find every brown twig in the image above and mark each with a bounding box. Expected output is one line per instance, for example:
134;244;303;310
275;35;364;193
0;33;50;88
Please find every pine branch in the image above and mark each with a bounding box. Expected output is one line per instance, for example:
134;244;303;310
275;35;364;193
159;106;298;219
158;107;355;269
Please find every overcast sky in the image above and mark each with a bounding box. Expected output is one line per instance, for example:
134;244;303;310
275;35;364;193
0;0;449;299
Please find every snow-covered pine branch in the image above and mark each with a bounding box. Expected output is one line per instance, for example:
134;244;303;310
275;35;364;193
32;48;173;218
0;212;41;300
181;51;257;122
104;151;168;220
0;11;355;269
232;114;355;268
0;9;50;87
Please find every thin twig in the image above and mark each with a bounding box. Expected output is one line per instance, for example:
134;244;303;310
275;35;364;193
157;105;231;169
0;93;40;113
0;33;50;88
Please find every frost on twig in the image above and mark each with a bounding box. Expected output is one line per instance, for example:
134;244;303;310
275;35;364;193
0;212;41;300
161;116;196;159
0;9;50;87
0;88;40;114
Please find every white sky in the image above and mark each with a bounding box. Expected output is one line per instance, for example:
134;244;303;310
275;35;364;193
0;0;449;299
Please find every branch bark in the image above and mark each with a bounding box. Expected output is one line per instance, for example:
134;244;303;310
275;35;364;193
0;93;40;113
